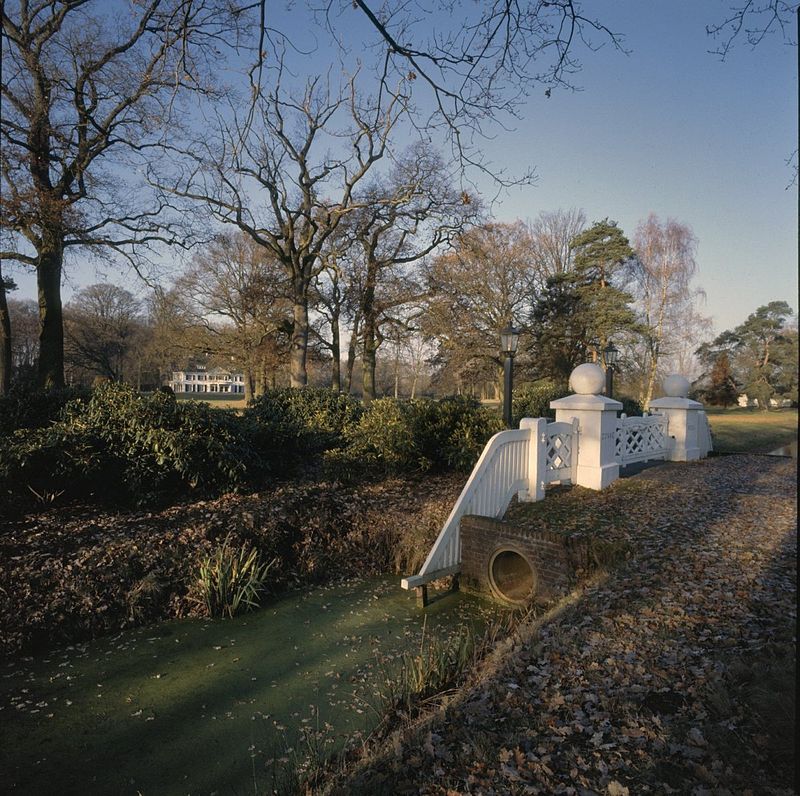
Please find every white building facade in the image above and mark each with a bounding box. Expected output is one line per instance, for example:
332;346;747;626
167;366;245;394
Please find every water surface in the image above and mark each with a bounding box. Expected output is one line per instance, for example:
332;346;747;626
1;577;497;794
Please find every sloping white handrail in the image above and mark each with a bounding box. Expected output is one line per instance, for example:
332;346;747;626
402;428;530;586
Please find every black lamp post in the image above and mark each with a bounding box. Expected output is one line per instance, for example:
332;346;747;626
500;325;521;428
603;341;619;398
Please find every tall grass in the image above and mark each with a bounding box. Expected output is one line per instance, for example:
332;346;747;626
193;534;275;618
381;609;525;715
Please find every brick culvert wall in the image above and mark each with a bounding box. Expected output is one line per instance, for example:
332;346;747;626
460;515;589;604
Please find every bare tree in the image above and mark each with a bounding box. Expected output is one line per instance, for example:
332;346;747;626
7;298;39;379
153;63;407;387
176;232;292;401
1;0;238;388
632;214;708;405
706;0;798;59
424;221;537;394
64;284;144;382
247;1;625;184
142;287;196;380
312;252;365;393
527;208;587;286
347;146;480;401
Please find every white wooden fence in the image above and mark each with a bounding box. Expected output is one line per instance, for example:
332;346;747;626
401;417;578;591
615;412;669;465
402;379;712;597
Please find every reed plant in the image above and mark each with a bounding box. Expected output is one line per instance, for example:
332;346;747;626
382;619;476;713
382;608;529;715
194;534;275;618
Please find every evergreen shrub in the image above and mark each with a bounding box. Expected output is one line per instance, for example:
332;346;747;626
326;396;502;477
512;379;569;423
0;383;262;506
618;396;643;416
0;385;91;435
244;387;363;466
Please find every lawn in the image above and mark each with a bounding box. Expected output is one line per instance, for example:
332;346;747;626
175;394;246;410
704;406;798;453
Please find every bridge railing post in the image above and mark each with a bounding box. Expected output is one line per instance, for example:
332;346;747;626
550;364;622;491
519;417;547;502
648;374;711;461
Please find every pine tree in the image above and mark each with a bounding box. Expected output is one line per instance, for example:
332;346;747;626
706;353;738;406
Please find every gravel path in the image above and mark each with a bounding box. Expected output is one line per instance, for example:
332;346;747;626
336;455;797;795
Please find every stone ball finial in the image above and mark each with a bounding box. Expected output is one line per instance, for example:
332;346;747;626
663;374;690;398
569;363;606;395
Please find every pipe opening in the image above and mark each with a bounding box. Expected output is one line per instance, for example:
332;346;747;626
489;548;536;604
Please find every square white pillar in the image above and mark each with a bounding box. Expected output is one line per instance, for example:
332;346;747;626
550;393;622;490
519;417;547;501
648;397;705;461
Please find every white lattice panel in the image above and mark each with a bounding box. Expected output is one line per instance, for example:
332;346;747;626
615;413;668;465
543;418;577;483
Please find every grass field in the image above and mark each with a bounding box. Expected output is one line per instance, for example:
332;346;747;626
175;394;246;410
705;407;798;453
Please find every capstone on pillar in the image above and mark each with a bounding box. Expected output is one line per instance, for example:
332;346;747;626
550;363;622;490
648;374;707;461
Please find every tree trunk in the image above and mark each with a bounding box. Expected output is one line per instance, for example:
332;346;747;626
0;267;11;396
360;267;378;402
330;313;341;392
289;296;309;388
344;324;359;394
244;368;254;403
362;317;377;403
643;351;659;408
37;245;65;390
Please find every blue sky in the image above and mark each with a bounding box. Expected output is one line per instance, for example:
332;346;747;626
10;1;797;335
486;1;798;334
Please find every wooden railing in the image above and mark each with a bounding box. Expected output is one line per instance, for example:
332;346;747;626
615;412;669;465
401;417;579;597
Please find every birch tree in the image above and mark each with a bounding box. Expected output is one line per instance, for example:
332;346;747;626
528;208;587;286
632;214;705;405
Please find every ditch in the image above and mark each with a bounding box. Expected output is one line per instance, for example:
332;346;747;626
1;576;499;795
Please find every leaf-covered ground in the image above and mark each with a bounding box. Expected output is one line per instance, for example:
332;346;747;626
332;455;797;795
0;475;465;657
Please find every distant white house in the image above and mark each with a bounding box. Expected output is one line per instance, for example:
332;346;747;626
737;393;792;408
167;365;245;394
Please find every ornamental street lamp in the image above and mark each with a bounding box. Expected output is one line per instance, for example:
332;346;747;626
500;325;521;428
604;341;620;398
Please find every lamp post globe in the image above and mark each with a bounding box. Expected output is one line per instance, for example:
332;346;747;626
500;326;521;428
